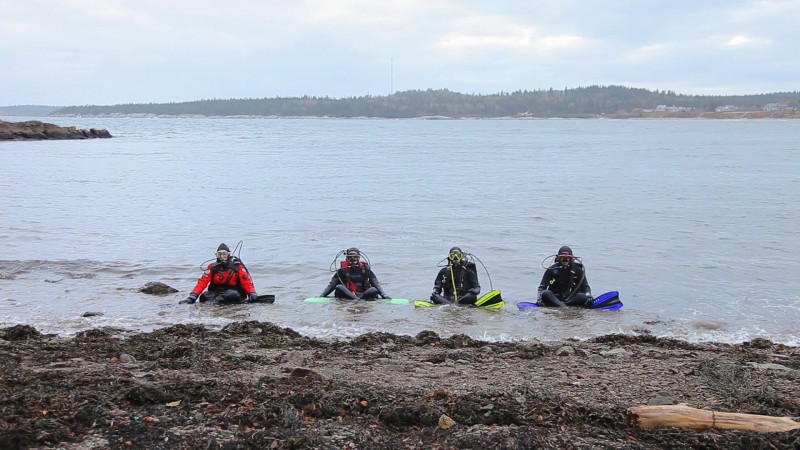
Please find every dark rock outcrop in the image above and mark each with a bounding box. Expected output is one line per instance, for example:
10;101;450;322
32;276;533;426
139;282;178;296
0;119;112;141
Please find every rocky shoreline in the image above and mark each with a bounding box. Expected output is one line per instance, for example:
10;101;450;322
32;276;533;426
1;323;798;449
0;120;111;141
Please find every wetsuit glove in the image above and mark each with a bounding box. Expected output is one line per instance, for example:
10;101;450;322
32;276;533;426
180;292;199;304
249;292;259;303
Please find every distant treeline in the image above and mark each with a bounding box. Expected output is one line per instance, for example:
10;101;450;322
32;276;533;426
52;85;800;118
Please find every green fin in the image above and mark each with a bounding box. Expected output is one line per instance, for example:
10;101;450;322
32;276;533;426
414;295;505;309
480;300;505;309
474;290;504;308
379;298;410;305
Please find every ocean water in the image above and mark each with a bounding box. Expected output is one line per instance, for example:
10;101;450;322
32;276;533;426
1;116;798;345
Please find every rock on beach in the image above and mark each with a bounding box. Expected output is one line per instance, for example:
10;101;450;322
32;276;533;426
0;323;798;449
0;119;112;141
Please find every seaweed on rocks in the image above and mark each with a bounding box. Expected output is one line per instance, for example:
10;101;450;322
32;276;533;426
1;322;799;449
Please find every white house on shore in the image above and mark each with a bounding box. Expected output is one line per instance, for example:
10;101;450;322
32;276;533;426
762;103;795;111
655;105;695;112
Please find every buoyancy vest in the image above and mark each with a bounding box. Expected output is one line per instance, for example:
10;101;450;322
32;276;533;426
209;258;249;293
546;262;584;297
191;257;255;297
339;261;370;294
440;262;478;296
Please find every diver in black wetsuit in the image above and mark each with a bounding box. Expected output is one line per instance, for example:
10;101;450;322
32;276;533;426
537;245;593;307
430;246;481;305
320;247;390;300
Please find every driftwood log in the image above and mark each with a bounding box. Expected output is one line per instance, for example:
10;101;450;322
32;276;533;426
627;405;800;432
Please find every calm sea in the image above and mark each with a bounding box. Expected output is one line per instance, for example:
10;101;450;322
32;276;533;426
1;116;798;345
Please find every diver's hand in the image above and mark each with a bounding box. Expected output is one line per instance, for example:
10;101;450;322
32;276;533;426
180;292;199;304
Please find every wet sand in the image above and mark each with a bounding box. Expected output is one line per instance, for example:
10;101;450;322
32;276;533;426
1;322;799;449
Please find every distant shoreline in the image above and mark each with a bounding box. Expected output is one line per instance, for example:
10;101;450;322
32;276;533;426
39;111;800;120
9;85;798;120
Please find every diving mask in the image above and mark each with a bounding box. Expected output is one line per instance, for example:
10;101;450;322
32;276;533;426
557;254;572;265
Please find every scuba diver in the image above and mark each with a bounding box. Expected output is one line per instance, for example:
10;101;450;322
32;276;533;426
537;245;592;307
181;243;258;304
320;247;390;300
430;246;481;305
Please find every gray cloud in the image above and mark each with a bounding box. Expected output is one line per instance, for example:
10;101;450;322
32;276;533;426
1;0;797;106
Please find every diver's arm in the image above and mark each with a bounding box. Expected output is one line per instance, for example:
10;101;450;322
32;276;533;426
320;273;340;297
369;269;389;298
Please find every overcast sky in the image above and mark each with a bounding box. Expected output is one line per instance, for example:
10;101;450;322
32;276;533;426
2;0;798;106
